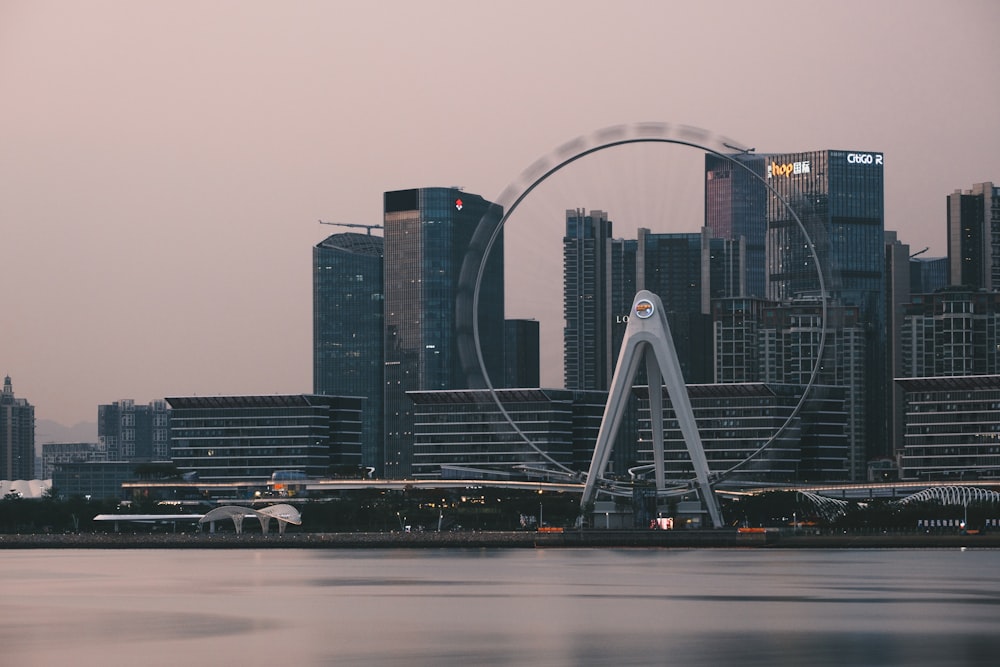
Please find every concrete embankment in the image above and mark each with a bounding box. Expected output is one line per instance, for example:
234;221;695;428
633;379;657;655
0;530;996;549
0;530;765;549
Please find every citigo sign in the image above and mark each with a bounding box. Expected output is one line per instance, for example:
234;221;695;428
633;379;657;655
846;152;883;165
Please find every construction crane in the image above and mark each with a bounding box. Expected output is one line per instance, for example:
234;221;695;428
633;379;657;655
318;220;384;235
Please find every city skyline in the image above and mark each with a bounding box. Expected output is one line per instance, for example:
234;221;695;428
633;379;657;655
2;1;998;427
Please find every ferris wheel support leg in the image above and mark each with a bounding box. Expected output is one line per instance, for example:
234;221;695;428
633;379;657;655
581;291;723;529
645;353;666;492
648;322;724;529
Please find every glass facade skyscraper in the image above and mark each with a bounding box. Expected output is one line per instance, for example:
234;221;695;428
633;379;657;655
637;227;743;383
313;232;384;475
765;149;886;469
705;153;767;297
383;187;504;478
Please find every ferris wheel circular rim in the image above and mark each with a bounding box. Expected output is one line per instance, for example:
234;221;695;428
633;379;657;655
462;122;828;481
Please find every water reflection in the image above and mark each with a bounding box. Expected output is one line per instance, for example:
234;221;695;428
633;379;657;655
2;548;997;666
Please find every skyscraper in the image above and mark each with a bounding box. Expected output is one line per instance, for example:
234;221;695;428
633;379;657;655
760;299;865;479
313;232;384;475
885;231;912;462
610;237;638;372
383;187;504;478
947;182;1000;290
705;153;767;297
563;209;613;391
637;227;743;383
0;376;34;481
765;150;886;467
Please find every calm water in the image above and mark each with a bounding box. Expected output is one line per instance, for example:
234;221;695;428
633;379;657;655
1;547;998;666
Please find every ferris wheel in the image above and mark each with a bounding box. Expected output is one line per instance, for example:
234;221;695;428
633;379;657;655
457;122;828;526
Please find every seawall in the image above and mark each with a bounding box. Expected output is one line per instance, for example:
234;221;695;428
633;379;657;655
2;530;998;549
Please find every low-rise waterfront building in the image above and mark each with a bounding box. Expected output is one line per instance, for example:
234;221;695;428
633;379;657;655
167;394;363;484
897;375;1000;481
409;388;608;480
635;383;848;484
40;442;104;480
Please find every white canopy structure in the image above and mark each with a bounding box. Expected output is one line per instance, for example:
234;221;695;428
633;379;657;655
199;504;302;535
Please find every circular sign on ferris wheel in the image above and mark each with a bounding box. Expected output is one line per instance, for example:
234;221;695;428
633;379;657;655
634;299;655;319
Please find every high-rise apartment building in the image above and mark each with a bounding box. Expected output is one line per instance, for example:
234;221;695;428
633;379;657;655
562;211;643;474
563;209;614;391
383;187;504;478
0;376;34;481
97;399;170;461
313;232;384;475
712;297;773;383
885;231;913;463
947;182;1000;290
759;299;865;480
900;288;1000;378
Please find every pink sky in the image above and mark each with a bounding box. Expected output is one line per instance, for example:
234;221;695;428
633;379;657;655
2;0;998;428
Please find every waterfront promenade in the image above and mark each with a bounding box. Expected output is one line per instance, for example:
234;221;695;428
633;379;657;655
2;530;998;549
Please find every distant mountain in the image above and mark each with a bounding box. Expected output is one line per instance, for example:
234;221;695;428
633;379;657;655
35;419;98;444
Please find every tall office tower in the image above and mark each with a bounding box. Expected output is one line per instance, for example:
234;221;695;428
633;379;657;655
97;399;170;461
910;256;948;294
765;150;886;471
947;182;1000;289
383;188;504;478
314;232;384;475
760;299;865;480
636;227;744;383
610;237;638;370
563;209;613;391
504;319;540;388
900;288;1000;377
705;153;767;297
885;232;912;462
0;376;34;480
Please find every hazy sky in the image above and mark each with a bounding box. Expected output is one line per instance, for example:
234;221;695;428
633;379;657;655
2;0;998;428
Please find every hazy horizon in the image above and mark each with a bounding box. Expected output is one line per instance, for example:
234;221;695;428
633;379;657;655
3;0;998;427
